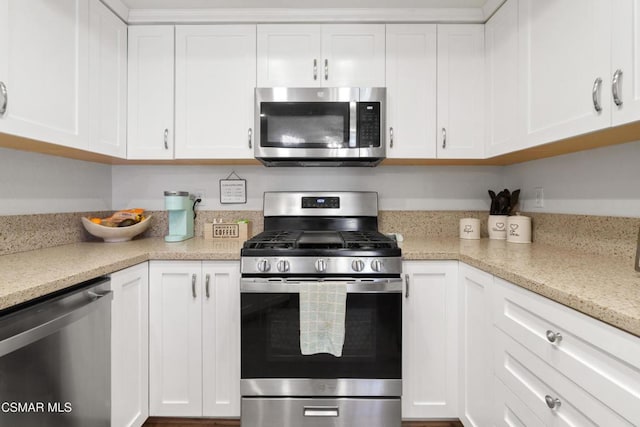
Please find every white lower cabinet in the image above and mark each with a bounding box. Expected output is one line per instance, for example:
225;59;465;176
149;260;240;418
402;261;459;419
458;264;493;427
492;276;640;426
111;262;149;427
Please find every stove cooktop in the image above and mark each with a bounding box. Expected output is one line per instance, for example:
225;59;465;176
244;230;397;250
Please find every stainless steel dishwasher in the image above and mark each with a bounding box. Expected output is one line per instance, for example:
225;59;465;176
0;276;112;426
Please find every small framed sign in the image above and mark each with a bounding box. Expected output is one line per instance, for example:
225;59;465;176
219;171;247;204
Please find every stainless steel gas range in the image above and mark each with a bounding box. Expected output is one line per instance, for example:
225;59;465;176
240;191;402;427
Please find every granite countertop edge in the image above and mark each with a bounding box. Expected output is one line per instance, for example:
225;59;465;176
1;236;638;338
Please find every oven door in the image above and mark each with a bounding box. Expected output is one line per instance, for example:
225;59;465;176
254;87;359;160
240;279;402;397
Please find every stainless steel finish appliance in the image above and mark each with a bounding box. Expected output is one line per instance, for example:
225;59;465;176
254;88;386;166
0;277;112;427
240;191;401;427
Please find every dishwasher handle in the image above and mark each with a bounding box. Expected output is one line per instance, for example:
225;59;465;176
0;282;112;358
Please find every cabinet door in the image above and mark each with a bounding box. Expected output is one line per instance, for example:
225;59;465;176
437;25;485;159
611;0;640;125
458;264;493;427
149;261;202;416
111;262;149;427
0;0;89;149
402;261;459;419
519;0;611;148
127;26;174;159
322;24;386;87
88;0;126;158
485;0;524;157
492;375;546;427
202;262;241;417
174;25;255;159
385;24;437;159
257;24;321;87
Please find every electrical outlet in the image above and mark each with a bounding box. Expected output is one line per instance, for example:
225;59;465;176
534;187;544;208
194;189;206;207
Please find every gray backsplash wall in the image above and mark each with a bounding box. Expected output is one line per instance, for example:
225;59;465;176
503;140;640;217
0;147;112;215
2;139;640;218
110;164;504;211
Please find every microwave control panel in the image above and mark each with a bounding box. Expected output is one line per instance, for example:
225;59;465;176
357;102;381;147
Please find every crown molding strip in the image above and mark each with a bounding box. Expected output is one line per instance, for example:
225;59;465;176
126;7;486;24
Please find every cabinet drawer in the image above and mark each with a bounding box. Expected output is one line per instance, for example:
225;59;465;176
493;375;545;427
494;328;634;426
492;278;640;425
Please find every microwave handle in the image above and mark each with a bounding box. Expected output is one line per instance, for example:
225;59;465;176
248;128;252;149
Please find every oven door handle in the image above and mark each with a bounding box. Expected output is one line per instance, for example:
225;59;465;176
240;280;402;293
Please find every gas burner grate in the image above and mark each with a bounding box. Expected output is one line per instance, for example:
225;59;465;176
244;230;397;251
243;230;302;250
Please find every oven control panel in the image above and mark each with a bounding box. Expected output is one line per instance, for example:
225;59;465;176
241;256;402;276
302;197;340;209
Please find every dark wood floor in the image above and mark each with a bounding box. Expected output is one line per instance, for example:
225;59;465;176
143;417;463;427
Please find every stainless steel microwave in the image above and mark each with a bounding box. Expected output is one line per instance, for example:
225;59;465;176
254;87;386;166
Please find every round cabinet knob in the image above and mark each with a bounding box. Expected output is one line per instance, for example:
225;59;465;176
257;259;271;272
277;259;290;273
546;330;563;344
315;259;327;273
371;259;383;272
352;259;365;272
545;395;561;410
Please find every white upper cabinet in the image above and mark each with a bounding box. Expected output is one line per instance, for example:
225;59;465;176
437;25;485;159
257;25;321;87
0;0;89;150
257;24;385;88
519;0;612;148
174;25;255;159
611;0;640;126
127;25;175;159
321;25;386;87
485;0;524;157
385;24;437;159
88;0;127;158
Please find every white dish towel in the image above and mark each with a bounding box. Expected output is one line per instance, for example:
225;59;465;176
299;282;347;357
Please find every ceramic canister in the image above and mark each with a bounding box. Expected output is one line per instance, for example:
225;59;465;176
506;215;532;243
488;215;508;240
459;218;481;240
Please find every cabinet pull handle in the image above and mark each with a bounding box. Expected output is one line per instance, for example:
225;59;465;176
545;330;562;343
163;128;169;150
324;59;329;81
545;395;561;410
191;274;197;298
0;81;7;116
248;128;253;149
442;127;447;149
404;274;410;298
205;273;210;299
592;77;603;113
313;59;318;81
612;69;623;107
389;127;394;148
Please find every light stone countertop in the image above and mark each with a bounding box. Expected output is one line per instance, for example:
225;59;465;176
1;237;639;338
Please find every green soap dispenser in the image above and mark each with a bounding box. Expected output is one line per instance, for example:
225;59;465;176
164;191;195;242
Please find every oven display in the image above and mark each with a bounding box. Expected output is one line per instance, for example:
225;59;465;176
302;197;340;209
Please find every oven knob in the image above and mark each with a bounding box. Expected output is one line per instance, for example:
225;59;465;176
277;260;290;273
371;259;383;272
315;259;327;273
352;259;365;272
257;259;271;272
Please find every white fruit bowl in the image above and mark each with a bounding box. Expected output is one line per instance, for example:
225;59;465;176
81;215;152;243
